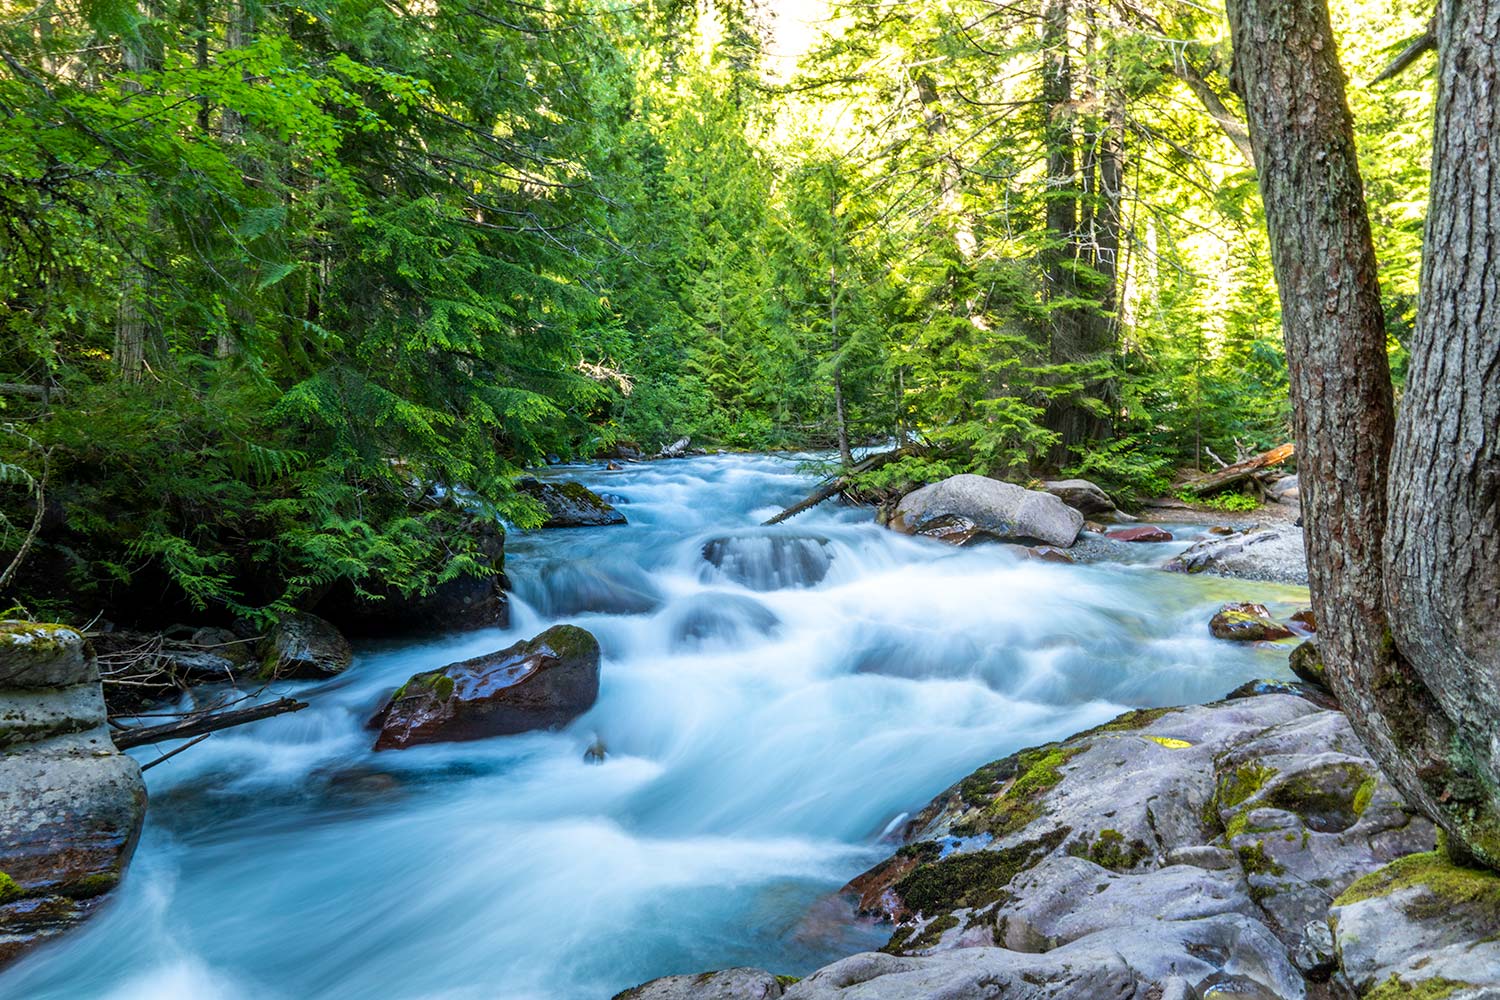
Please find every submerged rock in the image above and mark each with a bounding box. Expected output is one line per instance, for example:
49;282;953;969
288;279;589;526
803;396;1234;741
1106;525;1173;543
888;475;1083;548
0;622;147;968
514;562;662;617
517;477;627;528
1163;526;1309;586
1039;478;1115;516
1209;602;1296;642
668;593;781;649
260;612;353;679
702;534;832;591
370;624;600;750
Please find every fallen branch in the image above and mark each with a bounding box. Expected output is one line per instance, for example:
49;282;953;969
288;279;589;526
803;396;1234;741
112;696;308;750
139;732;211;771
763;446;918;526
1179;442;1295;497
1371;19;1436;85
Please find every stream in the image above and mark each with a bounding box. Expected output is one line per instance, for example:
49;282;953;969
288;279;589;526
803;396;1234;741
0;453;1307;1000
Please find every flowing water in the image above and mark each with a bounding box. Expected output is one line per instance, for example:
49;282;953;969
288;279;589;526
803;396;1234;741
2;453;1308;1000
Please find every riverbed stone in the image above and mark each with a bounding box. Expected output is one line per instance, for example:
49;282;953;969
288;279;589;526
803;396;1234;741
370;624;600;750
517;477;627;528
888;475;1083;548
613;968;785;1000
1163;525;1309;586
259;612;352;679
1107;525;1174;543
1210;602;1296;642
1040;478;1115;516
669;593;781;649
0;622;146;968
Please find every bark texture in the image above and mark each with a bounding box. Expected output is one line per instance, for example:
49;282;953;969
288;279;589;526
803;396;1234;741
1383;0;1500;864
1229;0;1500;867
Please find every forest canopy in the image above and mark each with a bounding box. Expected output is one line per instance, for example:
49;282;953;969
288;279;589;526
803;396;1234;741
0;0;1435;621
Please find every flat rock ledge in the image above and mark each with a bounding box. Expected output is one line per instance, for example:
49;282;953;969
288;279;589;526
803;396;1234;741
0;622;147;969
618;690;1500;1000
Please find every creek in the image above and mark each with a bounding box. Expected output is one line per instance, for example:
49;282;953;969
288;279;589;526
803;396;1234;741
0;453;1305;1000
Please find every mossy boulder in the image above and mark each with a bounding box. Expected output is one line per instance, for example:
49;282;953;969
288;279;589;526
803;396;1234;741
370;624;600;750
1289;638;1328;688
888;474;1083;548
1331;851;1500;995
1209;602;1296;642
517;478;626;528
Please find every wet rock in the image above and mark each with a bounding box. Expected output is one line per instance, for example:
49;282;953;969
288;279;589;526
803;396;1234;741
583;738;607;764
515;561;661;618
613;967;785;1000
1289;639;1327;690
1163;526;1309;586
1289;608;1316;633
1329;851;1500;995
0;622;146;968
1019;545;1074;563
260;613;352;679
1209;603;1295;642
669;593;781;649
1107;525;1173;543
517;478;627;528
370;625;600;750
1224;678;1339;711
1040;478;1115;516
702;534;832;591
888;475;1083;548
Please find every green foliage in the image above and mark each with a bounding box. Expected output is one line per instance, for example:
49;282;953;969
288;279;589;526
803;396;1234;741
1178;491;1260;512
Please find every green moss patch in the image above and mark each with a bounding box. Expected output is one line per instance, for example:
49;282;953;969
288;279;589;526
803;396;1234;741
1335;850;1500;925
1067;829;1150;871
1217;762;1277;811
0;871;21;903
1364;975;1473;999
891;828;1069;919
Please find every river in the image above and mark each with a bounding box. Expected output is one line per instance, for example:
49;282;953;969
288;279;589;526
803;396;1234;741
0;453;1306;1000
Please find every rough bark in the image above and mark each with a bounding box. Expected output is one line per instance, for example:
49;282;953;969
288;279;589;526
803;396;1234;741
1383;0;1500;865
1228;0;1499;867
1179;442;1294;496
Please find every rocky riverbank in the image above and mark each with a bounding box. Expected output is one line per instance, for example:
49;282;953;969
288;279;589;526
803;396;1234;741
618;687;1500;999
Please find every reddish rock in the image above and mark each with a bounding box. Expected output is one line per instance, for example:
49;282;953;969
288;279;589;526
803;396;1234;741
1290;608;1317;633
1209;603;1296;642
1022;546;1075;563
370;625;601;751
1107;525;1174;543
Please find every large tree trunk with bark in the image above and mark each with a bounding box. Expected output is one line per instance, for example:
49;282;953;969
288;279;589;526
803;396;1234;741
1383;0;1500;865
1228;0;1500;867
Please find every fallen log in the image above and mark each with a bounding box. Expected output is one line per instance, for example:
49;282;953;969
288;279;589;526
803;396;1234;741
763;446;918;526
1179;442;1295;497
111;696;308;750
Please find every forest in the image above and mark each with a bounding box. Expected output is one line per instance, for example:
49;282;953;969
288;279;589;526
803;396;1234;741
2;0;1498;997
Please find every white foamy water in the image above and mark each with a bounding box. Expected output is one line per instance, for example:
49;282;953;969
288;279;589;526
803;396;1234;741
1;453;1307;999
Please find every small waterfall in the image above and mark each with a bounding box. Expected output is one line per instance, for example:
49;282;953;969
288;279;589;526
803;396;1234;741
1;453;1308;1000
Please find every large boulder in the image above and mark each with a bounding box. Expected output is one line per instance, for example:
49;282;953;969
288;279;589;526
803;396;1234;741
888;475;1083;548
517;478;626;528
1040;478;1115;516
370;624;600;750
259;612;352;680
0;622;147;968
1163;525;1309;586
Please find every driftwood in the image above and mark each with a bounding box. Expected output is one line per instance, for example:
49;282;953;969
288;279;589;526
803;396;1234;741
657;435;691;459
1180;442;1295;496
112;696;308;750
763;447;917;526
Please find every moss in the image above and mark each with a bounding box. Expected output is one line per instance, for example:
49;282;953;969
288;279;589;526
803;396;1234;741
59;871;119;899
774;975;801;987
0;871;20;904
1066;829;1150;871
0;620;81;651
1236;840;1286;878
1364;975;1473;999
1076;706;1178;740
392;670;455;703
1217;763;1277;811
891;828;1069;917
1353;776;1378;817
901;913;959;952
981;745;1083;838
1334;851;1500;925
1263;764;1368;827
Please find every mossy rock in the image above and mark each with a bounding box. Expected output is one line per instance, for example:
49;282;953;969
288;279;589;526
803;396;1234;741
1335;851;1500;924
0;621;91;688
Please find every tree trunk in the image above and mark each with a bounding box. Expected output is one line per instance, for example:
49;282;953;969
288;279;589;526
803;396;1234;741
1228;0;1499;867
1383;0;1500;866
